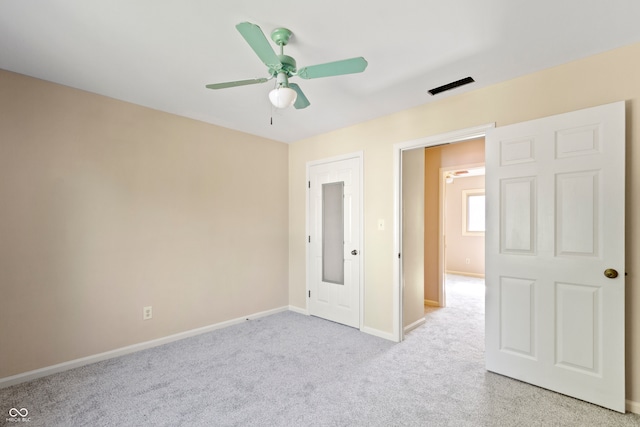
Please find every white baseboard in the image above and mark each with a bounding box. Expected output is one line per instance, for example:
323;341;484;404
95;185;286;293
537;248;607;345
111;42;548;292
361;326;397;342
446;270;485;278
627;399;640;414
404;317;426;334
288;305;309;315
0;305;290;389
289;306;399;342
424;299;440;307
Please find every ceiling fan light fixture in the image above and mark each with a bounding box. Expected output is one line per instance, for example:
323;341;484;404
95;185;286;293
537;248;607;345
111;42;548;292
269;86;297;108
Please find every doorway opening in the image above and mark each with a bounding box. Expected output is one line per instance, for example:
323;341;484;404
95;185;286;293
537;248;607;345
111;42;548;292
400;145;486;334
394;123;494;341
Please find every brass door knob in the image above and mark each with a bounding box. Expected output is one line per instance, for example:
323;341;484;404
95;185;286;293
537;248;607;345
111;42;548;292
604;268;619;279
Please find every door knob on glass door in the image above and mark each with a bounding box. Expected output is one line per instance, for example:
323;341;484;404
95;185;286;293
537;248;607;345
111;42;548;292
351;249;358;255
604;268;619;278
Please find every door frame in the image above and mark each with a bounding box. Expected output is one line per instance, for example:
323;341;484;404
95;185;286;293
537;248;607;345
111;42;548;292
393;124;494;342
306;151;364;329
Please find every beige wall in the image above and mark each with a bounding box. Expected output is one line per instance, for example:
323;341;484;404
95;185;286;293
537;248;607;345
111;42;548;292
424;139;485;302
288;43;640;403
0;70;289;378
445;175;485;276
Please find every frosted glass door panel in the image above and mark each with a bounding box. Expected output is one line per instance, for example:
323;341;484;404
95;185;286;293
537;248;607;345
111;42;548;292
322;182;344;285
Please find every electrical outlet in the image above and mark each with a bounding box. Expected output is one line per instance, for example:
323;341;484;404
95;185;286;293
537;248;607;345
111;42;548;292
465;258;471;265
378;219;385;231
143;306;152;320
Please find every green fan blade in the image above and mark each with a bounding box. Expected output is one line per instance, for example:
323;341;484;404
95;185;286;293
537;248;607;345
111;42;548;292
289;83;310;109
205;78;269;90
297;57;368;79
235;22;281;69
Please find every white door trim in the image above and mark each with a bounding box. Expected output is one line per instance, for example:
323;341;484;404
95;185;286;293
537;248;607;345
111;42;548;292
306;151;364;329
393;124;495;342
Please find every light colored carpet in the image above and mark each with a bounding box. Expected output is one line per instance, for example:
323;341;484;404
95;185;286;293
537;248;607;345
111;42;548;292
2;275;639;426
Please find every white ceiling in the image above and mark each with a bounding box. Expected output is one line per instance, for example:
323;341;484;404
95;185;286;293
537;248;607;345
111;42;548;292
2;1;640;143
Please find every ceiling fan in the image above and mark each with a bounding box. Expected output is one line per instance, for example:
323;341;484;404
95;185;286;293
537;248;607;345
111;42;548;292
206;22;368;109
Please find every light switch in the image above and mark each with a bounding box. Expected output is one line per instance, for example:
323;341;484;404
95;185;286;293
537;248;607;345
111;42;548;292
378;219;385;231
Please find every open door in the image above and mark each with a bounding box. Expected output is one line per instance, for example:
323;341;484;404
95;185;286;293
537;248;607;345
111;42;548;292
485;102;625;412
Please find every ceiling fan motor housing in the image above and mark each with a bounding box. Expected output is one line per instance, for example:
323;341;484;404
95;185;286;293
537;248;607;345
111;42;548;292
276;55;297;75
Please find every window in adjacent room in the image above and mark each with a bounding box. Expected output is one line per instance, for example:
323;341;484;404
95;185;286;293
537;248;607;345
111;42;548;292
462;189;485;236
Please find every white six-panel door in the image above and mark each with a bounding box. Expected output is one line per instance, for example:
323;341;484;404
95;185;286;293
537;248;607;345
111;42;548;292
308;157;361;328
485;102;626;412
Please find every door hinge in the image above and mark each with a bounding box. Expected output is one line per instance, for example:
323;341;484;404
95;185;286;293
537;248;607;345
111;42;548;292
308;290;311;298
398;253;401;259
308;181;311;188
308;236;311;243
